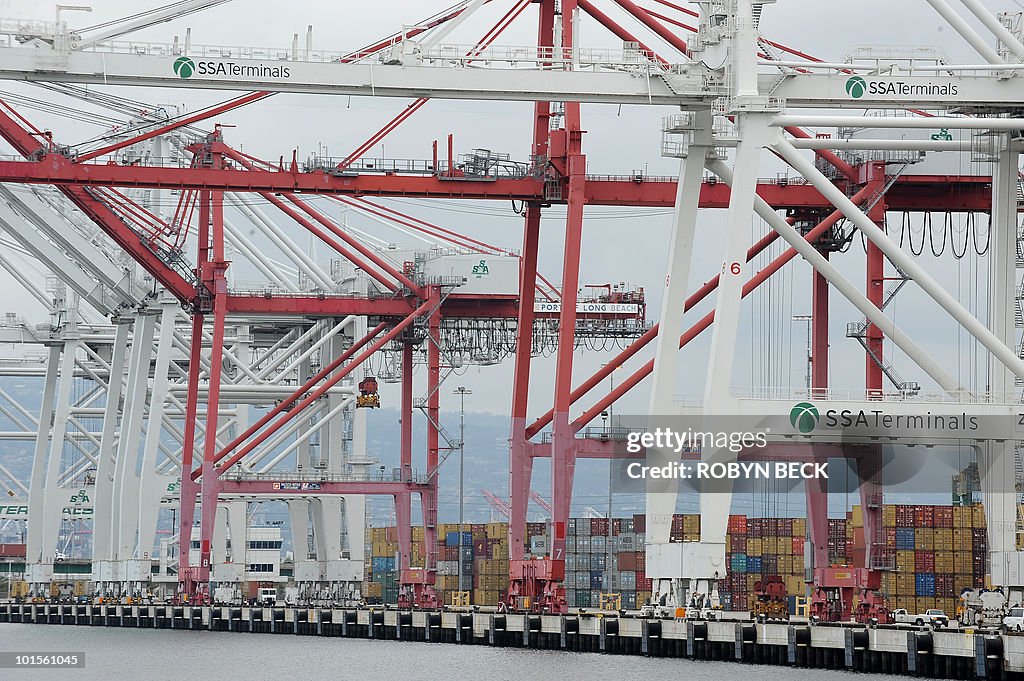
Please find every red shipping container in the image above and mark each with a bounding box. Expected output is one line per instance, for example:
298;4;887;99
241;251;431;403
612;519;622;536
915;506;934;527
0;543;26;557
732;536;747;553
779;518;793;535
792;537;804;554
915;550;935;572
896;505;915;528
633;514;646;534
637;551;646;573
617;552;639;571
639;577;652;591
934;507;953;528
473;539;487;557
591;518;609;536
728;515;747;535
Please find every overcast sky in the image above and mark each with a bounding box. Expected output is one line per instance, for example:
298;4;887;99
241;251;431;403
0;0;1020;429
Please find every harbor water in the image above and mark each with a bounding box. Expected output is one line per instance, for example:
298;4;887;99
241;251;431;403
0;622;905;681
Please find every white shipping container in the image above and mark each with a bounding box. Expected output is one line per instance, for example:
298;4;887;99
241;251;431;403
422;253;519;295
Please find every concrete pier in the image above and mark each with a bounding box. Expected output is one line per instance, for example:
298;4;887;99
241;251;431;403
1;603;1020;678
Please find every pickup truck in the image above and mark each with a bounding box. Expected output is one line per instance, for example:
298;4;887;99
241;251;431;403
891;608;949;627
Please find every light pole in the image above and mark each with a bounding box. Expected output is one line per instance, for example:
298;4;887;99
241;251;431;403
600;363;619;596
454;386;472;599
793;315;813;393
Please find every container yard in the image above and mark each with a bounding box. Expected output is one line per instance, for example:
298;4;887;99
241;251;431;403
4;0;1024;679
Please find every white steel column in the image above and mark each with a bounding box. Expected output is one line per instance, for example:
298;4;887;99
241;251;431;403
112;312;157;559
981;136;1022;586
697;114;776;565
989;138;1019;398
773;137;1024;385
136;299;177;561
646;110;713;553
36;338;79;576
25;343;61;574
91;317;131;568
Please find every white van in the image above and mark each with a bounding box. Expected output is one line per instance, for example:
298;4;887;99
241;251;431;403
1003;607;1024;632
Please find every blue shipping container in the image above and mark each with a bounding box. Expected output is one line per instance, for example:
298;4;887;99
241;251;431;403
895;528;915;550
915;573;936;597
730;553;747;572
445;531;473;547
747;556;762;573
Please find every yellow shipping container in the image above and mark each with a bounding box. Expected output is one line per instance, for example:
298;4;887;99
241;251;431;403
785;576;806;596
896;573;915;595
852;505;863;528
895;596;914;611
882;572;896;594
365;582;383;598
973;505;986;527
486;523;506;539
915;528;934;548
682;532;700;542
882;505;896;527
763;537;777;554
683;514;700;534
934;528;953;551
895;550;915;572
935;551;954;573
793;556;805;573
793;518;807;536
953;506;972;528
954;551;973;575
370;527;389;542
916;597;936;612
746;538;762;557
778;554;792;575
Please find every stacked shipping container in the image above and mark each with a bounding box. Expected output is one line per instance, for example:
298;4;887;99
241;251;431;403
362;504;992;612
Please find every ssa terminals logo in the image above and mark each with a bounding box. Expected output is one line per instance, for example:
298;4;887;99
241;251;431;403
173;56;196;79
790;402;820;434
845;76;867;99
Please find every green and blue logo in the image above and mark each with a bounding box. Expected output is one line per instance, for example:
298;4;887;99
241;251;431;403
845;76;867;99
790;402;820;434
173;56;196;79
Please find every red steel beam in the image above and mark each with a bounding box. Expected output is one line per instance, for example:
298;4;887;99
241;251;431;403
0;158;996;211
612;0;689;55
578;0;670;67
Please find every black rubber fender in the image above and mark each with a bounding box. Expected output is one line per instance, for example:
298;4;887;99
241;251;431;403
493;614;506;631
426;613;441;628
794;625;811;646
371;611;385;625
399;612;412;626
914;630;933;653
527;615;541;632
851;629;868;649
647;620;661;637
984;634;1003;657
605;619;619;636
565;617;579;634
741;623;757;643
